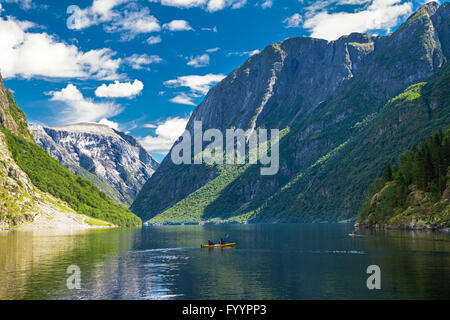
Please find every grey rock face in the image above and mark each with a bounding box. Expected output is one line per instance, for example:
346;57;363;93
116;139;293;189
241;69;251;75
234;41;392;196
132;2;450;222
30;123;159;206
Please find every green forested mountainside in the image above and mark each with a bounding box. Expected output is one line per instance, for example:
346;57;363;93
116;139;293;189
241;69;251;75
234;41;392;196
131;2;450;222
358;129;450;229
251;63;450;223
134;2;450;224
1;129;141;227
0;74;141;227
149;63;450;224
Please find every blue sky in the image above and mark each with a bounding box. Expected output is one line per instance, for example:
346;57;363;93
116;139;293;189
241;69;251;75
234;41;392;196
0;0;435;161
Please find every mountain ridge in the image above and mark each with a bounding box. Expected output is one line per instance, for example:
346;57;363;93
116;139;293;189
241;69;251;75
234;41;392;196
0;74;141;227
30;123;158;206
132;1;450;224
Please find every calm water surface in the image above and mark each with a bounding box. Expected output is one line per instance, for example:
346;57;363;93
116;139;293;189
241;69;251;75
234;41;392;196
0;224;449;300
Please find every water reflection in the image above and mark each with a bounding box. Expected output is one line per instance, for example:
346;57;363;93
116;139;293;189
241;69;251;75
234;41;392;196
0;224;449;300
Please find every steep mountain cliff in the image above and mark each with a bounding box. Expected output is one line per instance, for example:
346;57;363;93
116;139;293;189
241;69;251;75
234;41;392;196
132;2;450;224
0;75;141;227
30;123;158;206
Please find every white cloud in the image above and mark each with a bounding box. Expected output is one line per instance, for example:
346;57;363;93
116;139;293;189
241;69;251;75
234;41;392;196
187;54;210;68
49;84;122;124
303;0;414;41
169;92;198;106
2;0;33;10
153;0;247;12
201;26;218;32
164;73;225;106
158;0;208;8
206;47;220;53
231;0;247;9
125;53;163;70
67;1;160;39
0;16;121;80
227;49;260;57
66;0;126;30
139;117;189;154
162;20;193;31
283;13;302;28
207;0;227;11
164;73;226;94
105;7;161;39
147;35;162;44
261;0;273;8
95;80;144;98
98;118;119;130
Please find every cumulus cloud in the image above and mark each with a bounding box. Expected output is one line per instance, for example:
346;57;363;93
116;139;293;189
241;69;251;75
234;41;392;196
303;0;414;41
66;0;126;30
98;118;119;130
67;1;160;39
125;53;163;70
187;54;210;68
0;15;121;79
105;7;161;39
147;35;162;44
162;20;193;31
139;117;189;154
164;73;225;106
164;73;226;95
95;80;144;98
283;13;302;28
49;84;122;124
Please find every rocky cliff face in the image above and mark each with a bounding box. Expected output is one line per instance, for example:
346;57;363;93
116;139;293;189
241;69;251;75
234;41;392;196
0;76;83;228
0;74;35;225
132;2;450;223
30;123;159;206
0;75;32;140
0;130;36;226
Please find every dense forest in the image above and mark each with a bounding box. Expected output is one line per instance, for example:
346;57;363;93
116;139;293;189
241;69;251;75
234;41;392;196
358;128;450;227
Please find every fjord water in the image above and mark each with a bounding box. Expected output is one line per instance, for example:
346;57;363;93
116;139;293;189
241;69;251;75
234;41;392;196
0;224;449;300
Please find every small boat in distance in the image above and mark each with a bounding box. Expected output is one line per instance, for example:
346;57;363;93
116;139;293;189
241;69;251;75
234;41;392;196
201;243;236;248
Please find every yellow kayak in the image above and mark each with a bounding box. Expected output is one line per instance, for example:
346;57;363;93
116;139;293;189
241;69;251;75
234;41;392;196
201;243;236;248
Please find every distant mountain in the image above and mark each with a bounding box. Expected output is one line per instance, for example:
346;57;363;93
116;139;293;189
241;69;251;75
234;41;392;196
131;2;450;224
0;75;141;227
30;123;158;206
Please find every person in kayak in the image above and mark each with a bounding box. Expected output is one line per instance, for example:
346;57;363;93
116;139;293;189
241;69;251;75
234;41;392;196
219;239;224;245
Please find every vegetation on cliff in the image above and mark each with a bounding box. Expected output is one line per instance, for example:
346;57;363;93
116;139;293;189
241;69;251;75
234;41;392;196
1;129;142;227
0;80;141;228
133;3;450;224
358;129;450;229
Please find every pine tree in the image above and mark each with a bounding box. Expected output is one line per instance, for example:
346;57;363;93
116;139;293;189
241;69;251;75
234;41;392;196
383;163;393;182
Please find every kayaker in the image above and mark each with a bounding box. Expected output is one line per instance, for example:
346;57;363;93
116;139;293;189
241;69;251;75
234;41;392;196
219;238;224;245
208;240;213;245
